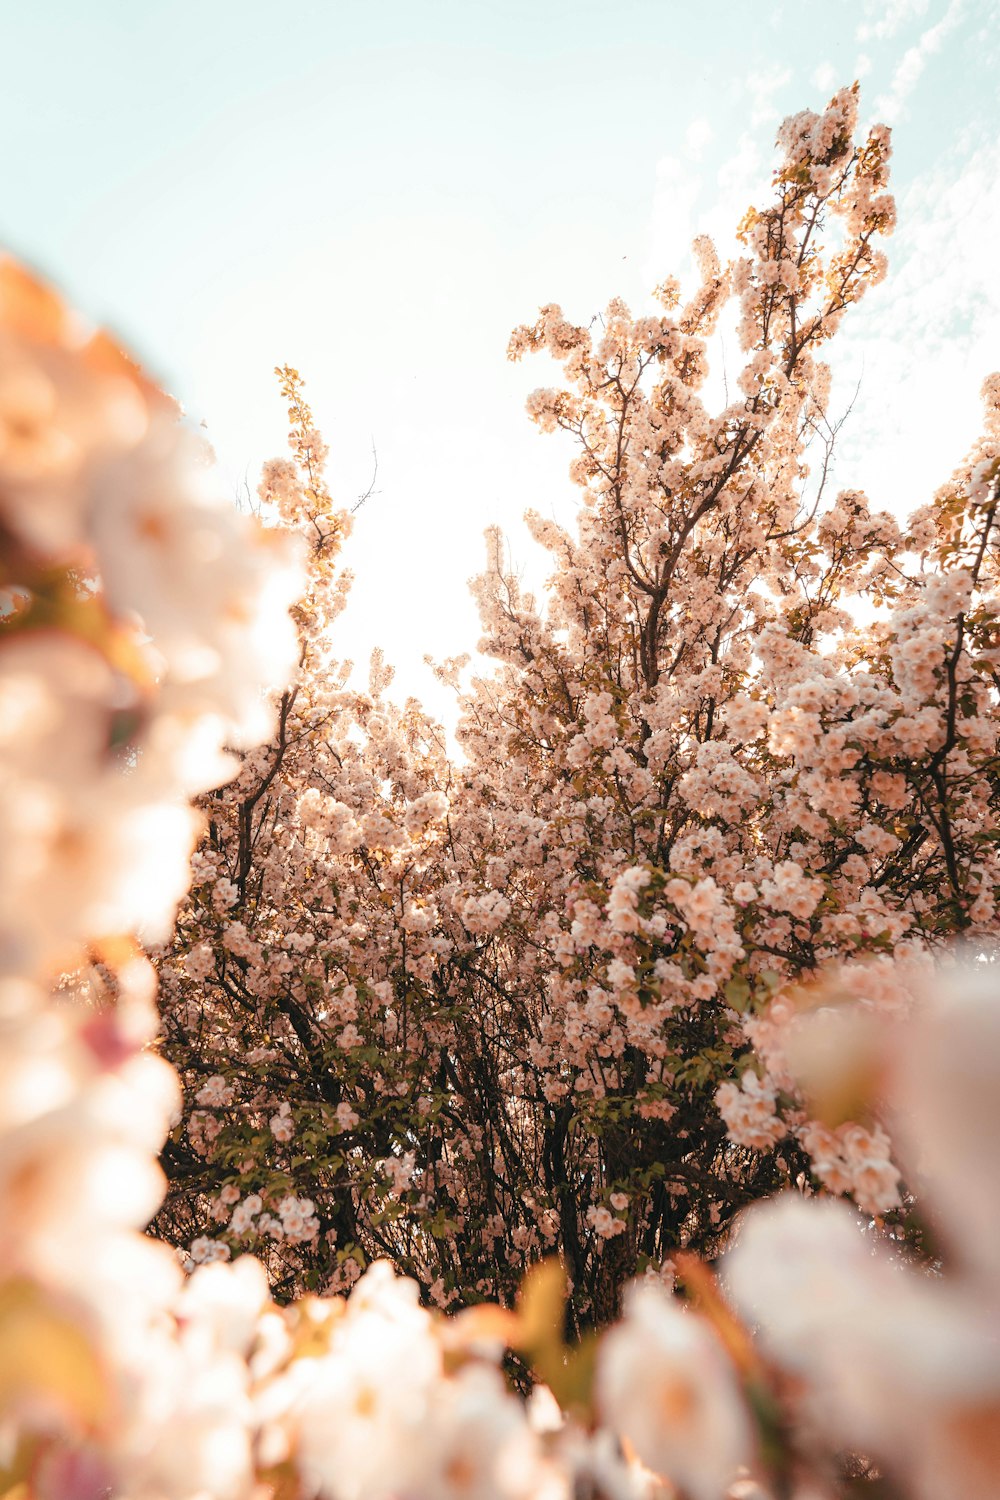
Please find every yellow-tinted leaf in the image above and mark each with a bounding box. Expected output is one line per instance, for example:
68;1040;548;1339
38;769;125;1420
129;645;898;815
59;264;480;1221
515;1258;566;1359
0;1280;109;1432
546;1331;598;1421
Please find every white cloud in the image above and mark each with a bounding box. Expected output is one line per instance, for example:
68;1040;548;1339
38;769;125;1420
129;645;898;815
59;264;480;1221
812;61;838;93
874;0;964;121
826;126;1000;520
685;117;714;156
644;154;702;287
747;63;793;128
643;126;772;294
857;0;931;43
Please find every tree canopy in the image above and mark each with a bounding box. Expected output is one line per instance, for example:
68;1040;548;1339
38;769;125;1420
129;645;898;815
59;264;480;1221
156;84;999;1332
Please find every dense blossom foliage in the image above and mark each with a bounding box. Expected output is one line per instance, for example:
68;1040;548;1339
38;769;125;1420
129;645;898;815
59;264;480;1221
159;85;998;1325
2;85;1000;1500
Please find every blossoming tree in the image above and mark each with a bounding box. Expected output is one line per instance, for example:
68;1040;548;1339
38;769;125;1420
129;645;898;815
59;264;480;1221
156;82;1000;1329
3;83;1000;1500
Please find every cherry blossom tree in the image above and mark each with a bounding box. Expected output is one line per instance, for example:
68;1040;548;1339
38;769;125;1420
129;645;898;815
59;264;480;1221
156;83;1000;1328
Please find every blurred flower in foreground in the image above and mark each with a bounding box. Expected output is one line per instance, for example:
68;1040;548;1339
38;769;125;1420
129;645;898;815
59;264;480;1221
724;963;1000;1500
0;255;302;981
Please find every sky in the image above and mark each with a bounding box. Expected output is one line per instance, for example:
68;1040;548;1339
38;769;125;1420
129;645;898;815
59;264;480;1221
5;0;999;719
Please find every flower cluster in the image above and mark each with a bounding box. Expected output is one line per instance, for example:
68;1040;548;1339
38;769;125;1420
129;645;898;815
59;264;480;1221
0;265;300;980
0;262;300;1494
720;964;1000;1500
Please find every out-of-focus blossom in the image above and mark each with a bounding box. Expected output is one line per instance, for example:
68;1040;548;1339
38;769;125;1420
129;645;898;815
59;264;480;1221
597;1281;753;1500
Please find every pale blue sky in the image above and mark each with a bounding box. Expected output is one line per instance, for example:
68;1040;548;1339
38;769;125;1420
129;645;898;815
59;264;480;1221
4;0;998;709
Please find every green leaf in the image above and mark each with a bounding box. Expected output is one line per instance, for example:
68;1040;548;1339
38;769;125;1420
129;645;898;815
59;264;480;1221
724;977;751;1012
